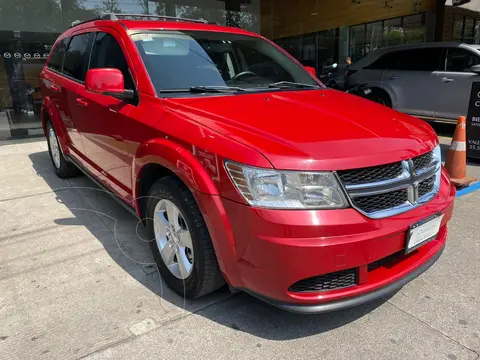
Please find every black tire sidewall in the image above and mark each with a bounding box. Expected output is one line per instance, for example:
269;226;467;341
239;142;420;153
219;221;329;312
46;122;63;175
145;177;210;298
367;90;391;108
46;121;79;178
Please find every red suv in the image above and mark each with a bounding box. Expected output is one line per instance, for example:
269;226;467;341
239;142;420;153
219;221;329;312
40;14;455;313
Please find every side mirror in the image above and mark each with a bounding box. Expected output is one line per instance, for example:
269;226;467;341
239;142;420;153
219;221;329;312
85;68;134;100
305;66;316;76
470;64;480;74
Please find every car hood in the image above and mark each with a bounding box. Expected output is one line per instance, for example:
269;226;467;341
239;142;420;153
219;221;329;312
163;89;438;171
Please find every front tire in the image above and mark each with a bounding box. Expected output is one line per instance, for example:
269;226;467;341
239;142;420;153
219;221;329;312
46;122;79;178
146;176;224;298
366;89;392;108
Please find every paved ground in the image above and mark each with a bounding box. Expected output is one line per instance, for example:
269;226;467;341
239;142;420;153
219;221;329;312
0;136;479;360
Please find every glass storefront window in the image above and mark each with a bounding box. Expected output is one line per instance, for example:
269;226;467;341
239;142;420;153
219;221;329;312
348;14;426;62
366;21;382;53
453;14;464;41
383;17;402;47
317;29;338;68
274;29;338;74
0;31;59;138
403;14;426;44
300;34;316;68
464;17;475;43
451;14;480;44
0;0;261;139
349;24;366;62
476;21;480;44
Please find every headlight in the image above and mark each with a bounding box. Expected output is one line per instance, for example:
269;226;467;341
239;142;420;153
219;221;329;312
225;161;349;209
433;143;441;164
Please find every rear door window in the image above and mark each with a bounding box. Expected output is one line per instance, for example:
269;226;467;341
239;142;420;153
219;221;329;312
446;48;480;72
47;38;69;72
366;48;443;71
62;33;94;82
396;48;443;71
365;52;399;70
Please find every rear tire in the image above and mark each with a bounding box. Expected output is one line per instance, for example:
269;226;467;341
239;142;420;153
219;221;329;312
46;122;79;178
366;89;392;108
146;176;224;298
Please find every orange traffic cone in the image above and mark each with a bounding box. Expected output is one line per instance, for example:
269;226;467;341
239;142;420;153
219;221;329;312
445;116;477;187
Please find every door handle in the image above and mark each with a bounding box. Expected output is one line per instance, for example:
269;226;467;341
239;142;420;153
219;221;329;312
440;77;454;83
386;75;397;80
50;84;60;92
76;98;88;107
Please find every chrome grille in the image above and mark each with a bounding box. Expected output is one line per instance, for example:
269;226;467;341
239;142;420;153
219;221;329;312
338;162;403;186
413;152;433;172
352;189;408;213
418;175;436;197
339;149;441;219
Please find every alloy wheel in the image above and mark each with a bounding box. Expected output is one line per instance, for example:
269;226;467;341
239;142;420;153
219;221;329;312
48;127;61;169
153;199;194;280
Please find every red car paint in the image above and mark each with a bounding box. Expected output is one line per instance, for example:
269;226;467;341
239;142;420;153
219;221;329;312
85;68;126;94
40;18;455;312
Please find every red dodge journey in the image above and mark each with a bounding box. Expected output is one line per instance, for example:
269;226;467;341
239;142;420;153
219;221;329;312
40;13;455;313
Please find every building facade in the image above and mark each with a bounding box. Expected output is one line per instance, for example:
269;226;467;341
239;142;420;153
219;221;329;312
0;0;479;139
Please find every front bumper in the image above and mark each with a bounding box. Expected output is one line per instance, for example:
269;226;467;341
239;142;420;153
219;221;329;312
196;167;455;313
244;243;445;314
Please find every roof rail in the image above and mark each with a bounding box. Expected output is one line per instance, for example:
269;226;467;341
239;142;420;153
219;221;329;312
69;12;208;28
70;17;102;28
100;12;208;24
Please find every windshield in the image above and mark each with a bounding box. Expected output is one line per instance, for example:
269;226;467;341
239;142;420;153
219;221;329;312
130;31;323;94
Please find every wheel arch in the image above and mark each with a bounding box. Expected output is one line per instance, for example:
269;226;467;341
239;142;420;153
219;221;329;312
133;138;240;285
41;97;70;154
135;162;175;221
369;84;396;107
133;138;220;219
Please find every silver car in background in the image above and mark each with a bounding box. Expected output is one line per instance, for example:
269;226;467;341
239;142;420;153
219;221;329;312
346;42;480;124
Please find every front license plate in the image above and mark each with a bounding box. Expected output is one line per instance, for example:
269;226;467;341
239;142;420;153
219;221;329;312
406;213;444;254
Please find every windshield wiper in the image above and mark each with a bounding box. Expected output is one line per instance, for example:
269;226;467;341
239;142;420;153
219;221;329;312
268;81;321;89
190;85;246;93
160;86;246;93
